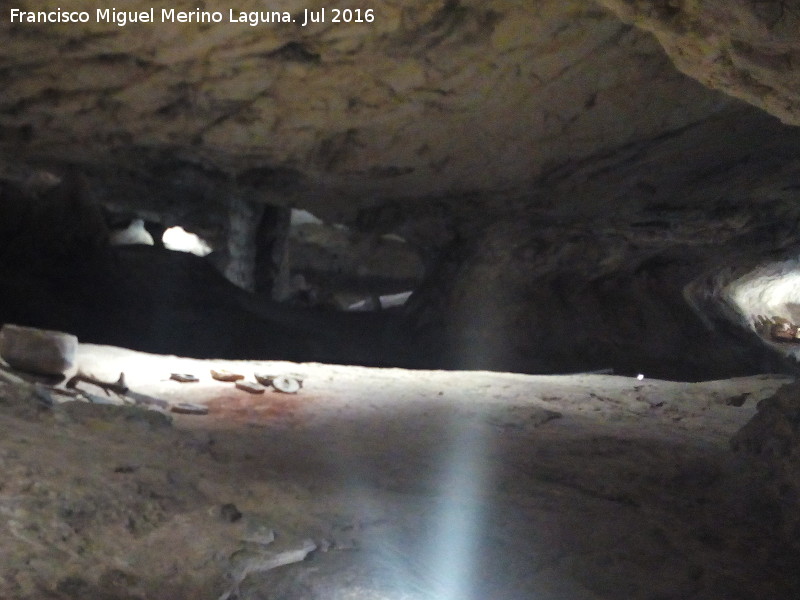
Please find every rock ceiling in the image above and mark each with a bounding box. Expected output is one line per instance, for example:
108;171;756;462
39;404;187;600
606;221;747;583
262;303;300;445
0;0;753;219
598;0;800;126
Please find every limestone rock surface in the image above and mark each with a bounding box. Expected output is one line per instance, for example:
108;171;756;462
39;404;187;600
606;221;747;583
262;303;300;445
0;0;733;214
598;0;800;125
0;324;78;375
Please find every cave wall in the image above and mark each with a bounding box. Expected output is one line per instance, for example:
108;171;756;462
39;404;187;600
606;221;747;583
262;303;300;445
0;178;412;366
405;221;796;380
3;1;800;378
397;105;800;379
4;105;800;378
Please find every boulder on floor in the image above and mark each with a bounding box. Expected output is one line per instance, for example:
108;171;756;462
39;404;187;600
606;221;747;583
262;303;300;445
0;324;78;376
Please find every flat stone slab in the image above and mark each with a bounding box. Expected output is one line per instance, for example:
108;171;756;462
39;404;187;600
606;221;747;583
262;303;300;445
235;380;266;394
170;373;199;383
170;402;209;415
210;369;244;382
0;324;77;376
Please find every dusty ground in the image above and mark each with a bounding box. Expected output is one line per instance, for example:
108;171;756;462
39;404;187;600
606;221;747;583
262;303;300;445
0;344;798;600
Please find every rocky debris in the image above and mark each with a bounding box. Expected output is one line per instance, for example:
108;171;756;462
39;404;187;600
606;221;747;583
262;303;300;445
174;368;306;395
272;375;303;394
0;367;170;423
769;321;800;343
171;402;209;415
0;324;78;376
235;380;267;394
55;400;173;429
271;376;302;394
1;365;173;426
254;373;304;393
0;364;178;417
0;373;227;599
2;364;85;410
216;515;319;600
2;348;800;598
66;370;171;411
220;536;317;600
123;389;170;411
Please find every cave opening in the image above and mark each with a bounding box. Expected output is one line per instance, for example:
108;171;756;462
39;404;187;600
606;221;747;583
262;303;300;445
161;226;213;256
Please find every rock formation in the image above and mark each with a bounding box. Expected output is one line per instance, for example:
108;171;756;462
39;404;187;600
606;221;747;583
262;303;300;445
4;3;800;596
2;0;800;378
598;0;800;126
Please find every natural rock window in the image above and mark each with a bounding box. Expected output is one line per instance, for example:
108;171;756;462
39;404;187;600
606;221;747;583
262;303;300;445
278;208;424;311
162;226;213;257
719;258;800;361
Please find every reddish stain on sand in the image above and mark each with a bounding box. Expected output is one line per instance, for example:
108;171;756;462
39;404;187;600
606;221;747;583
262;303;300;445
204;391;307;425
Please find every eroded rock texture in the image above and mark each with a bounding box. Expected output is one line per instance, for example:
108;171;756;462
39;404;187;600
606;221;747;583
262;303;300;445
598;0;800;125
2;1;800;377
0;0;732;209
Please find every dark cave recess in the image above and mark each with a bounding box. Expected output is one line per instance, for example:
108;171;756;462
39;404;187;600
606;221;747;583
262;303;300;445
0;176;797;381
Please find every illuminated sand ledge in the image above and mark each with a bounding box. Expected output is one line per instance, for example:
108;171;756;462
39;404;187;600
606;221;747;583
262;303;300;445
1;342;796;598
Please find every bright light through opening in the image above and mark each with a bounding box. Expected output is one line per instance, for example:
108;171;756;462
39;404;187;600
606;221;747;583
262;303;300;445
162;226;212;256
718;257;800;360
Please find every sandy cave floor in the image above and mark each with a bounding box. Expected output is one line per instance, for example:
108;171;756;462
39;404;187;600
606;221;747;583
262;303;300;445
0;344;799;600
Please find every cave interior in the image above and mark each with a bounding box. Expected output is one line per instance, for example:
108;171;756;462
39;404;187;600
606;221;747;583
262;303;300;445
2;0;800;599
